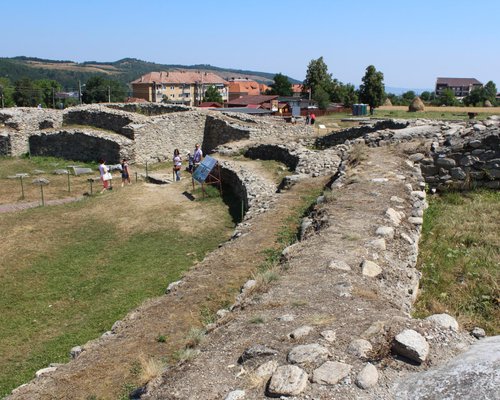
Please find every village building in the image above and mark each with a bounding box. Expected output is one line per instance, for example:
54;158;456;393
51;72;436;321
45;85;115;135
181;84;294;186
131;71;229;106
227;77;269;101
435;77;483;98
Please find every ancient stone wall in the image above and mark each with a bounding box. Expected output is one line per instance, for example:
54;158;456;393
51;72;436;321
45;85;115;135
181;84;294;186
352;116;500;191
63;106;138;139
219;161;277;221
417;130;500;190
245;144;300;170
29;130;134;163
315;119;409;148
107;103;192;116
204;115;253;155
133;111;207;163
0;133;10;156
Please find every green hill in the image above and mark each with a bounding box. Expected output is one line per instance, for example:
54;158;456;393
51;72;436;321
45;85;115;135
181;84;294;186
0;57;301;90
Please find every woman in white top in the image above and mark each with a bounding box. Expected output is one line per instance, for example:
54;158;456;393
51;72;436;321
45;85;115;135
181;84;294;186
173;149;182;181
98;159;110;193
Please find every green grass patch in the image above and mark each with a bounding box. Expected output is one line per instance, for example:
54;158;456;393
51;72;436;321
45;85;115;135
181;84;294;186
414;190;500;334
0;192;233;396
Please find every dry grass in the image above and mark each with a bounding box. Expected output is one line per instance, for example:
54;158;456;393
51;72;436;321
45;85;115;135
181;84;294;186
307;314;336;326
138;355;166;384
378;105;500;113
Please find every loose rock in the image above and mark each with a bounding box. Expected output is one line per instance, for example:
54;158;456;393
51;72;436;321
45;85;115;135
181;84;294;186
356;363;379;389
267;365;308;397
393;329;429;364
312;361;352;385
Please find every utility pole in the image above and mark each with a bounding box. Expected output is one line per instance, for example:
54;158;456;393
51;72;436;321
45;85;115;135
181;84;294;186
0;85;4;108
52;87;55;109
79;80;82;105
108;86;111;103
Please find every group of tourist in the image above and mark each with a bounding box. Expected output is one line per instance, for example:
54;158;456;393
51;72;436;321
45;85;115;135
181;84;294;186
172;143;203;181
98;158;131;193
305;112;316;125
98;143;203;192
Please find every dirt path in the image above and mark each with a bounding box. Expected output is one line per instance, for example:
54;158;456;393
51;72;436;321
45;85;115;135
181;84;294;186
0;196;83;213
7;159;329;400
142;146;472;400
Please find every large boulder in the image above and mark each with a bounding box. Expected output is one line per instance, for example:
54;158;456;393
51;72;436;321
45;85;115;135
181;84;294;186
408;97;425;112
394;336;500;399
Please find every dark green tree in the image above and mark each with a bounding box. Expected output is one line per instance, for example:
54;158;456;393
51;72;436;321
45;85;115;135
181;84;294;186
331;82;358;107
420;91;433;102
484;80;497;105
202;85;223;103
267;73;292;96
303;57;333;98
435;88;458;106
34;79;62;108
82;76;127;103
358;65;385;114
13;77;42;107
402;90;416;102
313;85;330;109
0;77;15;107
463;87;485;106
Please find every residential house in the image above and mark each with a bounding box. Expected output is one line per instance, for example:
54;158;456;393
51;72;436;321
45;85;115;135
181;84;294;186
225;94;279;109
435;78;483;98
292;84;306;98
228;78;267;100
131;71;229;106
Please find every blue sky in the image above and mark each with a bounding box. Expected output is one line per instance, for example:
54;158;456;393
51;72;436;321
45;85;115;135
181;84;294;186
1;0;499;90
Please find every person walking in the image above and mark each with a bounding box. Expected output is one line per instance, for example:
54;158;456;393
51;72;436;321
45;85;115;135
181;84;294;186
121;158;131;187
310;112;316;125
173;149;182;181
98;159;111;193
305;112;310;125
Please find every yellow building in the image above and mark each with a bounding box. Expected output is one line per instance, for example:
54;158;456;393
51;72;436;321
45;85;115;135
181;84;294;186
131;71;229;106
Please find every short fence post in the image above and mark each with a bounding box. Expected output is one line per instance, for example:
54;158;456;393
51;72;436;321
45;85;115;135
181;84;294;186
145;161;148;179
40;185;45;206
135;172;138;183
20;176;25;199
67;173;71;192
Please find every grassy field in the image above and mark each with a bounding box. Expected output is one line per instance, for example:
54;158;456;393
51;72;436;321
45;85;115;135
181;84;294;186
316;105;500;130
414;190;500;334
0;157;234;396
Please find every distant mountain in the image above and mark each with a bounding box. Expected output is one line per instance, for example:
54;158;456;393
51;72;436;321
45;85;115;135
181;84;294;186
0;57;302;90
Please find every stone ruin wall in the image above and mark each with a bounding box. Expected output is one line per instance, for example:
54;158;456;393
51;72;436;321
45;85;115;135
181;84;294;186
0;104;314;165
63;106;138;139
315;119;409;148
336;117;500;191
28;129;135;164
417;130;500;190
133;111;207;164
108;103;192;116
0;108;63;157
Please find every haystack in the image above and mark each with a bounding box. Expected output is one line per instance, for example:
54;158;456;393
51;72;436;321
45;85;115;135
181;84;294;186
484;100;493;107
409;96;425;112
383;98;392;106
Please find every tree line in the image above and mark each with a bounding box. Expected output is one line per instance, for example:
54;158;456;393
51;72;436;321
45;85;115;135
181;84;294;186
0;76;128;108
265;57;498;110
